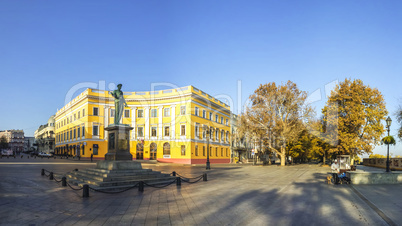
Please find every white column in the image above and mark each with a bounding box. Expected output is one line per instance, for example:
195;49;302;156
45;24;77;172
131;107;137;139
145;107;150;139
104;107;109;140
170;105;176;140
158;106;163;139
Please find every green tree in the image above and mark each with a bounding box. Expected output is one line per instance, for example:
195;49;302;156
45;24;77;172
396;106;402;140
0;136;8;149
322;78;388;157
242;81;314;166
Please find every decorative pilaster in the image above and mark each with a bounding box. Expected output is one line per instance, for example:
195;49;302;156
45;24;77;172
170;105;176;140
158;106;163;139
145;107;150;139
104;107;109;140
131;107;137;139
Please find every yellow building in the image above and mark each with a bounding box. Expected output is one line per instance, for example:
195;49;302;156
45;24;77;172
54;86;231;164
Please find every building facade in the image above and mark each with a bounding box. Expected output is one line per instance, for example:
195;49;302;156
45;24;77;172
0;130;24;153
34;115;55;154
24;137;35;153
54;86;231;164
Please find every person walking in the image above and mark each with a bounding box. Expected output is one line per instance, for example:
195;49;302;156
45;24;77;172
90;153;93;162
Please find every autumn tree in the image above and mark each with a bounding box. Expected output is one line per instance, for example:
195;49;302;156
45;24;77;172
396;106;402;140
322;78;388;158
242;81;314;166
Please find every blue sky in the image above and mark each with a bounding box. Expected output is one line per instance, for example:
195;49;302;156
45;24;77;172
1;1;401;157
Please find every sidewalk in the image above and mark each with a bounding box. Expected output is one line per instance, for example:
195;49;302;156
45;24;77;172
0;160;401;225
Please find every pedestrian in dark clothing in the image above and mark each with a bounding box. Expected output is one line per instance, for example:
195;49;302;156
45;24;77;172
90;153;93;162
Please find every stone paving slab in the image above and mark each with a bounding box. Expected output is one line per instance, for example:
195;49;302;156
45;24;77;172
0;158;401;225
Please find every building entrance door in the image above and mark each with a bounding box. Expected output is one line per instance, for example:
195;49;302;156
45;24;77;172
136;143;144;160
150;143;157;160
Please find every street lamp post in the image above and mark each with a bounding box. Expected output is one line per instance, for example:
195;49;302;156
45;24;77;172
386;116;392;173
205;126;211;170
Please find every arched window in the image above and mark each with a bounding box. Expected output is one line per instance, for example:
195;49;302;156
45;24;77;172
163;142;170;155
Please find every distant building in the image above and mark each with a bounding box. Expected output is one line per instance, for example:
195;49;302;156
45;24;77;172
0;129;25;153
24;137;35;152
230;114;253;163
34;115;55;154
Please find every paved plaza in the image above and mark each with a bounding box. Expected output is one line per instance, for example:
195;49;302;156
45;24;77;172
1;157;402;225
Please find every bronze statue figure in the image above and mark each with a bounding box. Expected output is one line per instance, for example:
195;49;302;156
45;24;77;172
110;84;128;125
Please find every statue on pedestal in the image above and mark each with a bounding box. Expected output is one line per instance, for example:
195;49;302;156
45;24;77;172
110;84;128;125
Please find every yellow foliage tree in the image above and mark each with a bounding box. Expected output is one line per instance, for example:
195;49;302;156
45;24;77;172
242;81;314;166
322;78;388;157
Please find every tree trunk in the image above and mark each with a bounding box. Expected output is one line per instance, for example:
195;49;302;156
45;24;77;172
280;145;286;166
280;153;286;166
323;153;326;165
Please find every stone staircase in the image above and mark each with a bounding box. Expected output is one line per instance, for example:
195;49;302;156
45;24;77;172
66;167;176;191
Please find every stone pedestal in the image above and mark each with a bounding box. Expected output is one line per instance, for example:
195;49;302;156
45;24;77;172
97;160;142;170
104;124;133;161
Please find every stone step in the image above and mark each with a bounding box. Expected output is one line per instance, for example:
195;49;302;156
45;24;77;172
75;168;163;178
67;178;178;192
68;171;171;182
67;175;176;187
83;168;154;174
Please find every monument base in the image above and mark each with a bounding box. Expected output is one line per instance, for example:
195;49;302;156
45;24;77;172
104;124;133;161
97;160;142;170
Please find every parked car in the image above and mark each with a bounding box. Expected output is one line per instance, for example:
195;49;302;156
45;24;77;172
38;152;53;157
1;149;14;156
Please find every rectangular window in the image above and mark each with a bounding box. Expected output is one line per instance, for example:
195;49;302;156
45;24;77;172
74;114;76;121
83;109;85;116
151;109;157;117
226;119;228;126
209;112;212;120
82;126;85;137
151;127;157;137
93;107;99;116
216;147;218;157
195;145;198;156
164;126;170;136
203;110;206;118
226;148;229;157
124;109;130;118
215;130;219;140
74;129;76;139
215;114;218;122
164;108;170;117
78;112;80;119
221;117;223;124
138;127;144;137
181;106;186;115
69;130;72;140
70;116;72;123
67;118;69;124
195;107;199;116
64;132;66;141
181;145;186;156
181;125;186;136
210;147;212;156
93;125;99;136
77;127;80;138
195;124;199;138
111;109;115;117
221;131;224;141
221;148;223;157
138;109;144;118
203;146;206;156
